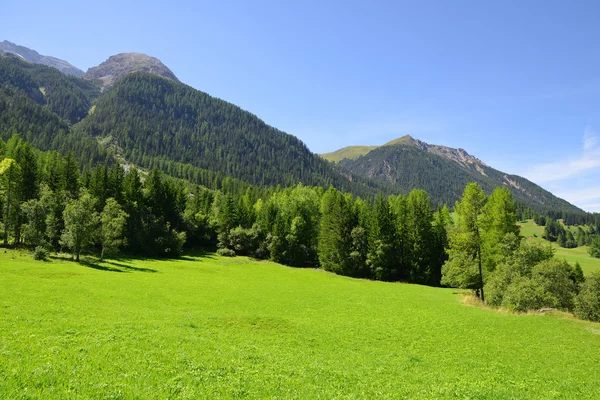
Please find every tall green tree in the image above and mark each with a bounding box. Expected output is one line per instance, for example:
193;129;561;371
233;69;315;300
481;187;521;271
406;189;434;283
368;194;400;281
318;186;354;275
442;183;487;300
99;198;128;259
60;190;98;261
0;158;21;244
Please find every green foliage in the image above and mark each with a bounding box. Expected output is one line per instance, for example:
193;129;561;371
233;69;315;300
99;198;128;259
216;247;236;257
338;143;581;214
530;259;577;310
501;275;553;312
442;183;486;294
60;190;99;261
32;245;48;261
575;272;600;322
0;54;100;123
74;72;386;198
589;237;600;258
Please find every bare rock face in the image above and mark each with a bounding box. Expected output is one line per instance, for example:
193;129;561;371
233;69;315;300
84;53;179;88
0;40;84;76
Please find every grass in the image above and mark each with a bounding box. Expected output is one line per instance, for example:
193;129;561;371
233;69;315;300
519;219;600;275
2;249;600;398
320;145;378;163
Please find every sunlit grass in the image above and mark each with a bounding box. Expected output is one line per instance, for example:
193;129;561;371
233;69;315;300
1;248;600;398
519;219;600;275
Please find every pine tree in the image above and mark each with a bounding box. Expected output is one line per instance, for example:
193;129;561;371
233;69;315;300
368;194;399;281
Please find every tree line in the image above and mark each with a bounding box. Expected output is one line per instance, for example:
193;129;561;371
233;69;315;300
2;134;599;322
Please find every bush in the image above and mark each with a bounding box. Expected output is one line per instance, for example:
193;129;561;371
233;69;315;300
485;264;518;307
33;246;49;261
502;276;552;312
574;272;600;322
217;248;236;257
228;226;251;256
531;259;577;310
589;238;600;258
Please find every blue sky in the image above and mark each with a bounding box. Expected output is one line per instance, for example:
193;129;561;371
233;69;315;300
3;0;600;211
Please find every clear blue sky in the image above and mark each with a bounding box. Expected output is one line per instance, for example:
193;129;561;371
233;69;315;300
3;0;600;211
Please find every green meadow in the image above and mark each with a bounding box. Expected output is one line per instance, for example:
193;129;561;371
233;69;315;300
2;249;600;399
519;219;600;275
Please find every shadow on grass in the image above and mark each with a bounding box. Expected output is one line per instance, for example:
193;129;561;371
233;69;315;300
103;260;157;273
50;255;125;273
49;248;217;273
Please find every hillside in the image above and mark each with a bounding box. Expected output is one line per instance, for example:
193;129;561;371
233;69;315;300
327;136;581;213
519;219;600;275
0;54;100;123
74;72;388;197
0;53;387;197
0;40;84;76
2;249;600;398
84;53;179;88
0;48;585;211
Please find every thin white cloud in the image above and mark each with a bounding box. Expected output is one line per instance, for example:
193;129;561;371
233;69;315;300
555;186;600;205
583;126;598;151
525;127;600;183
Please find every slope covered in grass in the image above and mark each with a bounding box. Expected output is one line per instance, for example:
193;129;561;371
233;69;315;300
1;249;600;398
519;219;600;275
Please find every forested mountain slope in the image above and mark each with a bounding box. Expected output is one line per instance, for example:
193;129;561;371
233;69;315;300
337;141;581;213
74;72;388;197
0;54;100;123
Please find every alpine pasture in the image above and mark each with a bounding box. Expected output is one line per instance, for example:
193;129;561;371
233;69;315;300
2;249;600;399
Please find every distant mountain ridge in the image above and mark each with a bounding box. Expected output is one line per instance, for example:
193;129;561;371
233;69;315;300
0;44;585;214
325;136;582;214
322;135;487;171
84;53;179;88
0;40;84;76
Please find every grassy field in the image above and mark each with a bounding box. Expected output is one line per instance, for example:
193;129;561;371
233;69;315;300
2;249;600;398
519;219;600;275
319;145;378;163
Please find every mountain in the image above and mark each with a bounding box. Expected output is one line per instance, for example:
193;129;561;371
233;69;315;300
0;40;84;76
74;72;388;197
0;54;100;123
326;135;582;214
0;54;386;197
0;50;584;213
84;53;179;88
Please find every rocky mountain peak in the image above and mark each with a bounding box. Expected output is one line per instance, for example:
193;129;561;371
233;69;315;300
83;53;179;88
0;40;84;76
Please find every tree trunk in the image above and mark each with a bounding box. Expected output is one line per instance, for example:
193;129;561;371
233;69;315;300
4;184;11;244
477;245;485;302
76;251;80;262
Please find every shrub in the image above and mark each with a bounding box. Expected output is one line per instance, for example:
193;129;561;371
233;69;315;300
589;238;600;258
531;259;577;310
502;276;552;312
217;248;235;257
484;264;517;307
33;246;48;261
228;226;251;256
574;272;600;322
